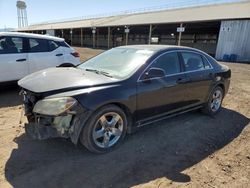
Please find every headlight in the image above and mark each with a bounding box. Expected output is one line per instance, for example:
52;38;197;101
33;97;77;116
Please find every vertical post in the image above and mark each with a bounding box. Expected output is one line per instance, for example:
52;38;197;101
178;23;183;46
125;33;128;45
107;27;110;49
17;9;20;28
125;26;129;46
70;29;73;46
194;33;196;43
148;24;152;44
80;28;83;47
92;28;96;48
96;28;99;48
61;29;64;38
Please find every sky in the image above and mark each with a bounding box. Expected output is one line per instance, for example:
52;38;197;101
0;0;242;29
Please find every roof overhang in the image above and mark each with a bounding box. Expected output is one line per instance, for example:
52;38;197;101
18;1;250;31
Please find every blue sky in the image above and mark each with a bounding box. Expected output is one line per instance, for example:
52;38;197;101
0;0;241;28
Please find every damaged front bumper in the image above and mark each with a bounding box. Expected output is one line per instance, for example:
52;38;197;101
25;114;73;140
24;104;92;144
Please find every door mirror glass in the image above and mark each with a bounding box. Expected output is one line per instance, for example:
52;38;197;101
143;68;165;80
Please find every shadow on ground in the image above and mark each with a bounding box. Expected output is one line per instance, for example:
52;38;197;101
0;84;22;108
5;108;249;188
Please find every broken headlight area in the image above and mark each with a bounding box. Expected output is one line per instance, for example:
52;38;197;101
33;97;77;116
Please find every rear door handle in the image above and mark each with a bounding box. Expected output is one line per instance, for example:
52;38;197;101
56;53;63;56
16;59;26;62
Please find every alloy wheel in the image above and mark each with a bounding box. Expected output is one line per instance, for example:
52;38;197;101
92;112;124;148
210;89;223;112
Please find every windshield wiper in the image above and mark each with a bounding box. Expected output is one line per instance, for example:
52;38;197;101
85;68;113;78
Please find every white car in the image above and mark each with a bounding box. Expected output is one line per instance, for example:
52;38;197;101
0;32;80;83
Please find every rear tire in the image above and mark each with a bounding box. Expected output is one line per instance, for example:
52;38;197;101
202;86;224;116
80;105;127;153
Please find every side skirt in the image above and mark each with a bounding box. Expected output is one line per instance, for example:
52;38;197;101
136;105;203;128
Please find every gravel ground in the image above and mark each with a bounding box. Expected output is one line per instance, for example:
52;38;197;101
0;47;249;188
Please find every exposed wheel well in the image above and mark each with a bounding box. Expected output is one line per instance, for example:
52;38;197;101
58;63;75;67
216;83;225;97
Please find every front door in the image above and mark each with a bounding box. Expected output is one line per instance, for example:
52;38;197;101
0;36;28;82
136;51;189;123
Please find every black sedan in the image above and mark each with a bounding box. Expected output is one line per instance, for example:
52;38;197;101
18;45;231;153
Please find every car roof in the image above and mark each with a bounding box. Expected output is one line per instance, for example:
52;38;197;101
0;32;64;42
116;45;201;53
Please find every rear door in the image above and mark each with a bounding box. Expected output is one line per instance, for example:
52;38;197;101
0;36;28;82
27;38;63;73
180;51;213;106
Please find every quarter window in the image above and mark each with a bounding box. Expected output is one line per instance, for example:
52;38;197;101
0;36;23;54
151;52;180;75
201;56;211;69
29;38;49;53
48;40;59;51
181;52;205;71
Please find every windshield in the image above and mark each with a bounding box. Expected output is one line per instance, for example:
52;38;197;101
78;48;154;79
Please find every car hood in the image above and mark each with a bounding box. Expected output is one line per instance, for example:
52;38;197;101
18;67;117;93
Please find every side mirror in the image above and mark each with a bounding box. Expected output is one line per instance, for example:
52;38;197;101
143;67;165;80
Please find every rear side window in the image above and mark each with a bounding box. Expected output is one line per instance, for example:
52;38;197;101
29;38;49;53
48;40;59;51
0;36;23;54
151;52;180;75
181;52;205;72
56;41;70;48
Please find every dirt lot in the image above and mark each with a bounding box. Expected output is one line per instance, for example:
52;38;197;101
0;47;249;188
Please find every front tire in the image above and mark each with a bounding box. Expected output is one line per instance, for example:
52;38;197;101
202;86;224;116
80;105;127;153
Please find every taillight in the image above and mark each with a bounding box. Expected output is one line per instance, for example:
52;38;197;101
71;52;80;58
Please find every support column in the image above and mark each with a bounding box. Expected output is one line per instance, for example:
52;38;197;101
148;24;152;44
80;28;83;47
92;28;96;48
96;28;99;48
70;29;73;46
61;29;64;38
107;27;111;49
125;27;129;46
178;23;183;46
125;33;128;45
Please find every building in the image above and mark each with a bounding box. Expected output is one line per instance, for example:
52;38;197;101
18;0;250;62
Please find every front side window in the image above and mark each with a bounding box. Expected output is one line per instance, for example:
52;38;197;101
0;36;23;54
78;48;154;79
151;52;181;75
181;52;205;72
29;38;49;53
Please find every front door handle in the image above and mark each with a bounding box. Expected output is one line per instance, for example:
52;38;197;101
16;59;26;62
56;53;63;56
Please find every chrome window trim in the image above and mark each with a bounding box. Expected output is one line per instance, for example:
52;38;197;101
137;49;214;82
